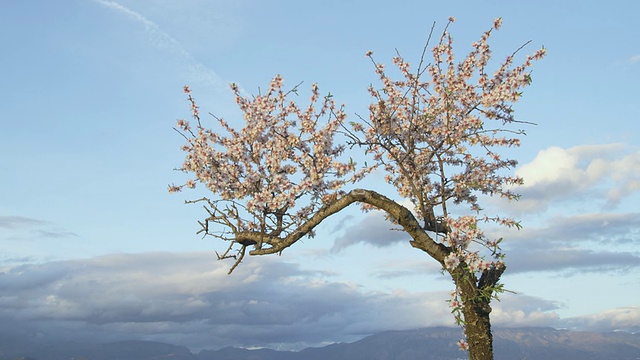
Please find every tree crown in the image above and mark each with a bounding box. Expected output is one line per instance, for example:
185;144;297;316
170;18;545;275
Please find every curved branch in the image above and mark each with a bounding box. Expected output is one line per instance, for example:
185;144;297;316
247;189;450;263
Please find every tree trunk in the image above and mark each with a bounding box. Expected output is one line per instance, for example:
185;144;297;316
458;272;495;360
463;296;494;359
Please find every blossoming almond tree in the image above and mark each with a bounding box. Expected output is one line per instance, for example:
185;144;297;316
170;18;545;360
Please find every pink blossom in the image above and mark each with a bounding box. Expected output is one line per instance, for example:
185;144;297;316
176;119;190;131
457;339;469;351
444;253;460;270
493;17;502;30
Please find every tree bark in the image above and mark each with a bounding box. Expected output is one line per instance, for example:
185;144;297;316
452;266;505;360
464;306;494;360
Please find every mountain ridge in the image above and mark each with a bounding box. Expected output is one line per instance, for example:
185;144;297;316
2;327;638;360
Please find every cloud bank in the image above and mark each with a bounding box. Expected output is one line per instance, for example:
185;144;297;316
0;252;446;350
0;252;586;351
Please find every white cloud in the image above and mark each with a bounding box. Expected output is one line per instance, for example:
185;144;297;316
561;307;640;332
629;55;640;64
513;144;640;212
493;309;560;327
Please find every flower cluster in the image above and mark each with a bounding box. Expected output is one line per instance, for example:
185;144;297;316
348;18;544;266
171;76;367;237
442;215;506;273
352;18;544;226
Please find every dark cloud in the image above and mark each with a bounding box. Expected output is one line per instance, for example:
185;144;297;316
512;178;606;214
545;212;640;245
331;212;409;252
489;212;640;274
505;247;640;274
499;212;640;246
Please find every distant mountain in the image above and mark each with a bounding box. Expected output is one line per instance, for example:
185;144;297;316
0;340;196;360
493;327;640;360
2;327;639;360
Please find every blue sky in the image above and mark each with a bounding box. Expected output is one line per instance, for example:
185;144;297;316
1;0;639;351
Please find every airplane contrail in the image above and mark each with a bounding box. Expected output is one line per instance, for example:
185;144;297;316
93;0;226;90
